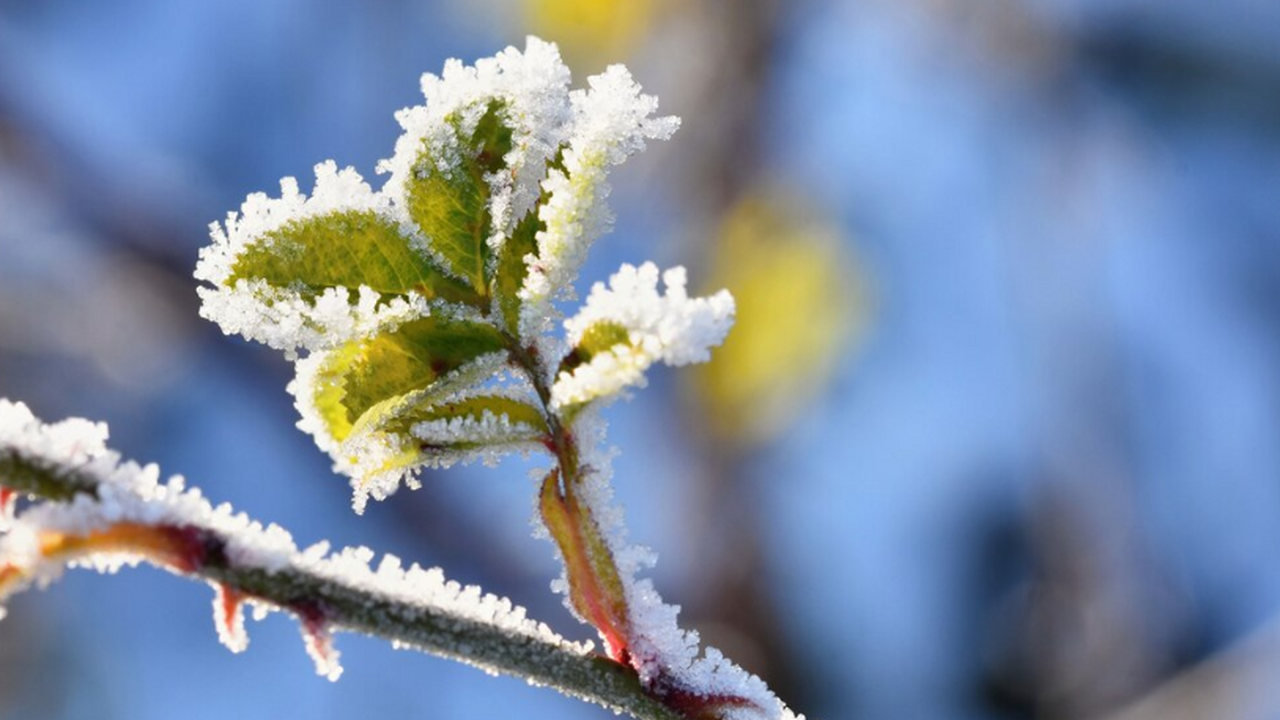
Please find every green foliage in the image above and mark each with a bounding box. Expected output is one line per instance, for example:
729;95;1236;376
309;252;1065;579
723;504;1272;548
558;321;631;376
309;317;508;444
228;209;477;305
405;101;514;298
494;209;543;335
385;395;548;437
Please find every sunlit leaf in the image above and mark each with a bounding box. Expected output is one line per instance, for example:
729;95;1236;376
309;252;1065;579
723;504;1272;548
494;206;543;336
557;321;631;377
227;209;477;305
308;317;508;445
384;394;548;438
405;101;514;297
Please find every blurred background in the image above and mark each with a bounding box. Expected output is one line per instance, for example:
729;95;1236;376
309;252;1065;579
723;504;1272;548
3;1;1280;719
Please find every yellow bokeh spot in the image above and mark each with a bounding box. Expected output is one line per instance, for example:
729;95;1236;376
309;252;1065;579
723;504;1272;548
525;0;658;67
695;189;870;447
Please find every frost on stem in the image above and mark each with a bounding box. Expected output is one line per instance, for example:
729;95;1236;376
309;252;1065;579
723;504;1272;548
538;410;789;720
0;399;588;683
194;36;679;509
188;37;805;720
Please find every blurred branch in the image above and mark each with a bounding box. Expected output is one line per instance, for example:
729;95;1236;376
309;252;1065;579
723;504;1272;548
1091;618;1280;720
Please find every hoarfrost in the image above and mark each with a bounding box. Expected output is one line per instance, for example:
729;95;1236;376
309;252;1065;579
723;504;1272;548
552;262;735;408
289;349;526;513
542;407;789;720
519;66;680;340
378;36;573;258
0;400;589;681
195;162;430;356
214;584;249;653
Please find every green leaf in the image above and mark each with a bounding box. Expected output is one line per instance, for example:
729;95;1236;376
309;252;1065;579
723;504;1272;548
492;144;567;337
405;101;514;298
341;394;548;493
493;209;542;335
557;321;632;377
309;316;507;444
385;395;549;437
227;209;477;305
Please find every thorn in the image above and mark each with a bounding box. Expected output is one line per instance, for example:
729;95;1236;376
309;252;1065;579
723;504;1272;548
213;583;249;653
296;601;343;681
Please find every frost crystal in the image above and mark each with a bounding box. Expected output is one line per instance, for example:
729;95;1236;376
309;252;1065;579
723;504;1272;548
552;262;735;408
180;36;802;720
196;161;431;356
543;409;785;719
197;37;681;509
519;67;680;339
379;36;573;251
0;400;589;680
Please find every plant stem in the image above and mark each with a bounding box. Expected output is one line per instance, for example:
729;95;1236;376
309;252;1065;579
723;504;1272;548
505;336;636;662
0;449;684;720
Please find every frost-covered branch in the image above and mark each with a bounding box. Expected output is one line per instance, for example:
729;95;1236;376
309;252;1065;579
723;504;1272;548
187;36;802;720
0;400;683;720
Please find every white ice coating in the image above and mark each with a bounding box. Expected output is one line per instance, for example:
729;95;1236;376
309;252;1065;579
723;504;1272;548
288;349;525;513
551;262;735;409
546;409;791;720
181;39;800;718
197;37;679;355
0;400;590;679
519;66;681;341
378;36;574;258
196;161;435;357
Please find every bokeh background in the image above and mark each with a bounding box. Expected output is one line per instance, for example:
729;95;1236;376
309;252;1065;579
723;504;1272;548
4;1;1280;719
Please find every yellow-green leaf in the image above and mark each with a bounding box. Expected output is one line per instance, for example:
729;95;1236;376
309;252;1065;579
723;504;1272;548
492;145;565;336
556;321;631;377
309;317;507;444
406;101;514;297
493;209;542;335
386;395;548;437
227;209;477;305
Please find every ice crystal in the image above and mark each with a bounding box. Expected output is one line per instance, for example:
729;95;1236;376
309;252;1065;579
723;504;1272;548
179;36;806;720
378;36;573;253
552;262;735;409
195;162;434;357
518;66;680;340
548;408;785;720
0;400;589;679
197;37;679;510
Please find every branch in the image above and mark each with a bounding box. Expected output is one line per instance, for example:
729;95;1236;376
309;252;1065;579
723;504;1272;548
0;446;682;720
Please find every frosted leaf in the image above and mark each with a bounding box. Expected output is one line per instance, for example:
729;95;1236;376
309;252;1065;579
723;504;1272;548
289;348;535;513
379;36;573;260
518;65;680;339
196;162;384;288
551;263;734;409
196;162;450;356
411;408;545;447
